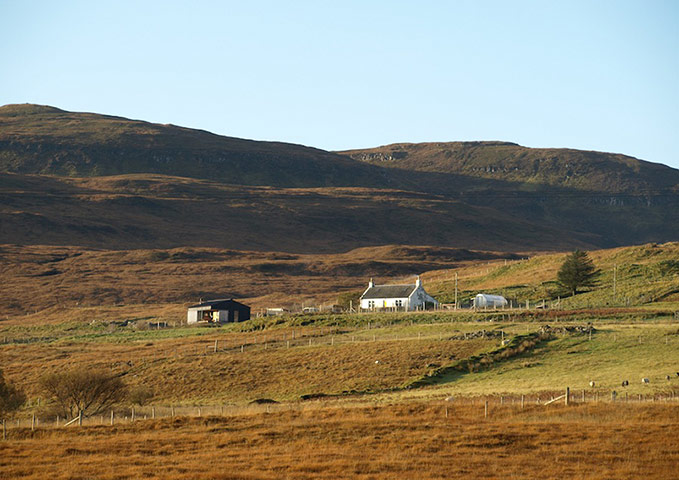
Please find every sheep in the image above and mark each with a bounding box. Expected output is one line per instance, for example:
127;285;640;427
589;381;596;388
622;380;629;387
642;378;650;384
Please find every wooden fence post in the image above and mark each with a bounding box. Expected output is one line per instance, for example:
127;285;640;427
171;406;175;417
521;395;525;409
582;390;585;403
111;410;114;426
214;340;218;353
78;410;83;426
484;401;488;418
131;407;135;422
31;414;35;431
565;387;570;406
2;419;5;440
152;407;156;420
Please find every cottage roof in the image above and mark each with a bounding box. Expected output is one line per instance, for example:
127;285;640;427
361;284;416;300
187;299;248;309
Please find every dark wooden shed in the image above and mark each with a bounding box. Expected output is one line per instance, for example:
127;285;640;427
186;299;251;324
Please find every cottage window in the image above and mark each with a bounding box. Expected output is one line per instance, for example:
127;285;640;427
368;300;375;309
395;299;403;307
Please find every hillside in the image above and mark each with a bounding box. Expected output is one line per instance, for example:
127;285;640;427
0;173;596;252
340;141;679;194
1;104;678;250
0;104;388;188
0;243;521;316
422;241;679;308
342;142;679;247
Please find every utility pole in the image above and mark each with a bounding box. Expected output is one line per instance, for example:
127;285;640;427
454;272;458;310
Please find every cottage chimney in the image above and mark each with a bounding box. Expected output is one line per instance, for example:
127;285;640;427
368;278;374;288
415;276;421;287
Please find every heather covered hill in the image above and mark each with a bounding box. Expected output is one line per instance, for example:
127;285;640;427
1;104;678;251
0;173;591;252
340;141;679;194
0;104;389;188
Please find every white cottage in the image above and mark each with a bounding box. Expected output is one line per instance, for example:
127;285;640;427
360;277;438;311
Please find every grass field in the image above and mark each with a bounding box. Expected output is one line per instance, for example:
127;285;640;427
2;243;679;478
1;401;678;479
2;311;678;409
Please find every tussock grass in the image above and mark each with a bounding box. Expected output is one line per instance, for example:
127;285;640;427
1;401;677;479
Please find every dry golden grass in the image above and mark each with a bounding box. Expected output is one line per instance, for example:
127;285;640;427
0;324;495;403
1;401;677;479
0;243;507;317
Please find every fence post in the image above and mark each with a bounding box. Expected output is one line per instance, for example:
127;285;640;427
565;387;570;406
31;414;35;431
171;406;175;417
152;407;156;420
78;410;83;426
484;401;488;418
111;410;114;426
214;340;218;353
131;407;135;423
521;395;525;409
2;419;5;440
582;389;585;403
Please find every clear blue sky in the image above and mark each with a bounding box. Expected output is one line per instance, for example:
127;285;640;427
1;0;678;168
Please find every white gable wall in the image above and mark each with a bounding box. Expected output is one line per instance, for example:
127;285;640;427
408;285;438;310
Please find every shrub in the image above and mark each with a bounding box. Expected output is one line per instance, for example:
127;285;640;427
0;370;26;419
40;368;127;418
128;385;154;406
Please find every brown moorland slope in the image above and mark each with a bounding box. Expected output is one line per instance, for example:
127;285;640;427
340;141;679;193
0;173;597;252
0;243;519;316
2;104;679;249
0;104;388;188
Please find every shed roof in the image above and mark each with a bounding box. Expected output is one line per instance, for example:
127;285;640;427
361;284;416;300
187;299;249;310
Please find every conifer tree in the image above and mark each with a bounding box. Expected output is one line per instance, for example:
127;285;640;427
557;250;600;296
